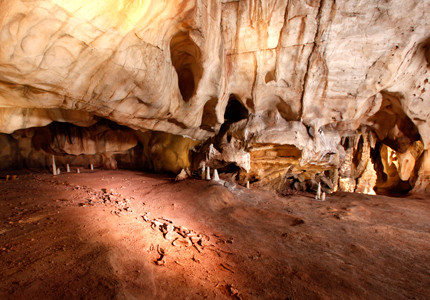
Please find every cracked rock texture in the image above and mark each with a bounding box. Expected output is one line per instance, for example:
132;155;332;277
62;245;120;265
0;0;429;193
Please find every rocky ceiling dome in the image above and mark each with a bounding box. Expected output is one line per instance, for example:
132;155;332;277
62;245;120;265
0;0;429;194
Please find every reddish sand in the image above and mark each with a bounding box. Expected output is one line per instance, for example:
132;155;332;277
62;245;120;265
0;169;429;299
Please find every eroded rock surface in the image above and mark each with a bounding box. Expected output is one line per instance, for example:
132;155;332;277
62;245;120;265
0;0;429;193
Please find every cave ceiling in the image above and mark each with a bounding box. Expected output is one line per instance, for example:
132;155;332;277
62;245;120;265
0;0;429;193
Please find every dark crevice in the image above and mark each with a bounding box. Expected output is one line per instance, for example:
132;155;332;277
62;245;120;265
224;95;249;123
168;118;187;129
299;0;325;118
352;136;364;170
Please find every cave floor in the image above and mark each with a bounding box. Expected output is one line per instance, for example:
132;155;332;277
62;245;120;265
0;170;429;300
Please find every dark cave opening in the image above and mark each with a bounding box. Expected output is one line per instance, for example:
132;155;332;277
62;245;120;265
190;95;251;177
32;119;136;154
365;91;424;195
218;163;241;175
352;135;364;170
0;118;198;175
0;119;141;171
224;95;249;123
370;142;413;195
203;95;249;155
170;31;203;102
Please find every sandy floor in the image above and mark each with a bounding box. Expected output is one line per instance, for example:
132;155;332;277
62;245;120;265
0;169;429;299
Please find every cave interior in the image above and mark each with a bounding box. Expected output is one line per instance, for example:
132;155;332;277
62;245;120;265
1;0;430;299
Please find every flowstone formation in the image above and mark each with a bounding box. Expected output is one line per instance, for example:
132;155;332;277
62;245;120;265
0;0;429;194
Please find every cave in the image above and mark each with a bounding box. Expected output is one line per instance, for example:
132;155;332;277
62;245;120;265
0;1;430;299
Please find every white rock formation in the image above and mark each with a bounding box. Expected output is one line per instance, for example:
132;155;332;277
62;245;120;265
0;0;429;193
213;169;219;181
206;166;211;180
52;155;57;176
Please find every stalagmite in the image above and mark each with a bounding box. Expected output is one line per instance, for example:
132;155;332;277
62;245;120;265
66;164;70;173
246;181;250;189
206;166;211;180
321;192;326;201
52;156;57;176
77;168;80;174
175;169;188;181
201;163;206;180
316;182;321;200
213;169;219;181
57;168;60;175
90;164;94;171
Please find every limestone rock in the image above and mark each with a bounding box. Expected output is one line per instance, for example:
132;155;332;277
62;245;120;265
413;150;430;193
355;160;377;195
175;168;190;181
339;178;356;193
0;0;429;193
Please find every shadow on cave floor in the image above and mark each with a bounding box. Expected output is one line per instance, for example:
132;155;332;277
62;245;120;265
1;170;430;299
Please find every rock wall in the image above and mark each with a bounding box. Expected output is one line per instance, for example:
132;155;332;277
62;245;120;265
0;120;196;174
0;0;429;193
